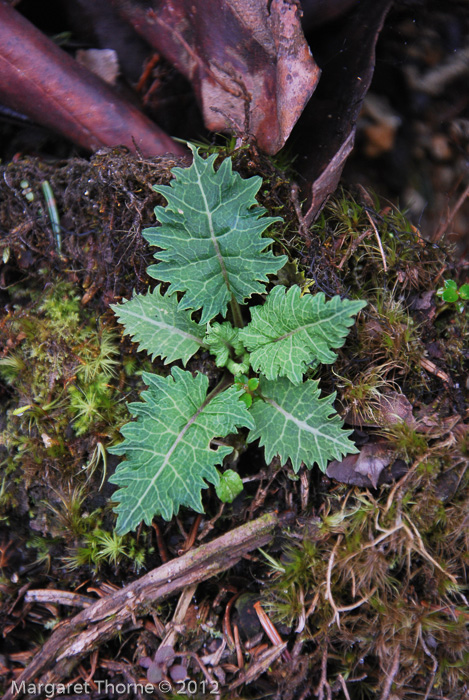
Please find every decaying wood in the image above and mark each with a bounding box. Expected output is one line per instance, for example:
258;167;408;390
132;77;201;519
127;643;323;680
228;642;288;690
2;512;290;700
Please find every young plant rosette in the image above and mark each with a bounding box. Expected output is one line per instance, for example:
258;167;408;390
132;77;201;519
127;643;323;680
110;146;366;534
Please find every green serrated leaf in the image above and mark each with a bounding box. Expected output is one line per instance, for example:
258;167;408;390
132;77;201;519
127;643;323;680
111;285;206;365
205;322;245;368
143;145;287;323
248;376;357;472
240;286;366;384
109;368;254;533
215;469;244;503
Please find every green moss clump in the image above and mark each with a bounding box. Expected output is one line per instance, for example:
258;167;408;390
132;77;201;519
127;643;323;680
0;277;156;577
262;469;469;698
0;280;126;481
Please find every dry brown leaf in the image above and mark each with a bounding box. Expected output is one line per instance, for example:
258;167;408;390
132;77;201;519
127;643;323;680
327;442;407;488
110;0;320;154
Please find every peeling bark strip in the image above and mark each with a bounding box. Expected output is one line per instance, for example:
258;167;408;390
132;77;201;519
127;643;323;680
2;512;291;700
0;1;184;157
292;0;394;223
109;0;321;154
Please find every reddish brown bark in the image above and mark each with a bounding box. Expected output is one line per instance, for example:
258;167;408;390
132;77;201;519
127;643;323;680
0;1;184;156
110;0;321;154
291;0;394;222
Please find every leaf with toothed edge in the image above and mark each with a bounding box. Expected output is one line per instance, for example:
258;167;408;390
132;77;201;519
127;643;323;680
111;284;206;366
205;322;246;368
109;367;254;534
108;150;365;532
240;286;367;385
248;375;358;473
143;144;287;324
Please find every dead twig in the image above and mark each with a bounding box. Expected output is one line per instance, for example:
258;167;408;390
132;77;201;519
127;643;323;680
378;644;401;700
24;590;95;609
223;592;240;649
253;601;291;662
178;514;203;554
315;644;332;700
420;634;438;700
365;209;388;273
291;183;313;246
159;583;197;651
228;642;287;690
151;522;169;563
324;536;343;628
419;357;453;387
433;182;469;243
337;674;351;700
233;624;243;670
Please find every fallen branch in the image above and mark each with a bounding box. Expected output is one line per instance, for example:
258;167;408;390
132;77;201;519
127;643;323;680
3;511;291;700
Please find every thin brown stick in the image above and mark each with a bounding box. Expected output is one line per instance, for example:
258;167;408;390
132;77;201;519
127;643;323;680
434;182;469;242
24;590;94;609
253;601;291;662
337;674;351;700
228;642;287;690
179;514;203;554
159;584;197;651
316;644;332;700
291;183;312;246
420;634;438;700
384;453;432;514
233;624;243;669
151;521;169;563
379;644;401;700
325;536;343;627
365;210;388;273
223;592;240;649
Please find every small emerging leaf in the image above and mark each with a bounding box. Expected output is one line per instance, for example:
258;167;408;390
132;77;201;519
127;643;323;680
205;322;245;368
109;367;254;533
442;288;459;303
444;279;458;290
143;145;287;323
240;286;366;384
111;285;206;365
247;377;259;392
216;469;244;502
248;376;358;472
240;393;252;408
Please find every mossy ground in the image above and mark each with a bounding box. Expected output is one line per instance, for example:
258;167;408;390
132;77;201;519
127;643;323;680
0;146;467;698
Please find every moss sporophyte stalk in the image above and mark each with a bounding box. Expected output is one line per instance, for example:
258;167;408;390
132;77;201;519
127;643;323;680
110;146;366;534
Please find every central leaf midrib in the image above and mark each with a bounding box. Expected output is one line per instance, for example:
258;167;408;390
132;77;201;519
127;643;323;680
269;309;347;343
194;161;232;296
127;396;209;524
122;308;206;347
262;395;345;446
